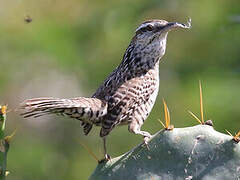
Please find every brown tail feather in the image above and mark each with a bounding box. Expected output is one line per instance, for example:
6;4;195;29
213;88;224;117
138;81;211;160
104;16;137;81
20;97;108;134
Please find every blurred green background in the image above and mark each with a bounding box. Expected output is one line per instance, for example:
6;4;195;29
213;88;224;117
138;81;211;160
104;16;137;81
0;0;240;179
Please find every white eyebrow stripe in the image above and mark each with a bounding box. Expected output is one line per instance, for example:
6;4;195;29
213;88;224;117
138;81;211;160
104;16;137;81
135;22;155;32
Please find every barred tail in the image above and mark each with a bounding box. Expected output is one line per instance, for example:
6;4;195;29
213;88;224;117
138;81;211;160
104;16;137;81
20;97;108;135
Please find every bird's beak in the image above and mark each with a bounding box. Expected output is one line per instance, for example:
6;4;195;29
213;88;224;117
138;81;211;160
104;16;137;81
162;18;192;32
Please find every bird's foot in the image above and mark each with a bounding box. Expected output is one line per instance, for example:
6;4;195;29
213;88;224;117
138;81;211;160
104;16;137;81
143;135;152;150
143;136;151;144
98;154;111;164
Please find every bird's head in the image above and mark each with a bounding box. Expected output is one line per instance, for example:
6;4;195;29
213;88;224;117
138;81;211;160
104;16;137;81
133;18;191;47
120;19;191;71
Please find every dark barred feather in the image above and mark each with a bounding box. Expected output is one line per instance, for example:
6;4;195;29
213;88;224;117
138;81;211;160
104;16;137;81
20;97;108;135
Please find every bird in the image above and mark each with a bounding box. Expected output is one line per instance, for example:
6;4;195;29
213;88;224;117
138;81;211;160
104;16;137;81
20;18;191;160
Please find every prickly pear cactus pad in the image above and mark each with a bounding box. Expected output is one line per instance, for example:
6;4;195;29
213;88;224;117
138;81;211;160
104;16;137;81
89;125;240;180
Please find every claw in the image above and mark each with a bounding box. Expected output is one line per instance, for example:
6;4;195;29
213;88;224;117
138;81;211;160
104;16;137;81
105;154;111;160
144;135;152;143
143;135;152;150
98;154;111;163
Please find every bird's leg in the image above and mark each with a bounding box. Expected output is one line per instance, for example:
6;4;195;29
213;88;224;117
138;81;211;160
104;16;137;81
128;122;152;146
103;137;111;161
98;137;111;163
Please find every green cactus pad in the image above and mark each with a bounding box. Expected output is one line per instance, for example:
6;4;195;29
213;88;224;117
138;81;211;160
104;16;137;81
89;125;240;180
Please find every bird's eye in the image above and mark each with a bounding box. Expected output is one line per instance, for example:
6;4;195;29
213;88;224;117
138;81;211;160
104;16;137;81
135;24;154;34
146;25;154;31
